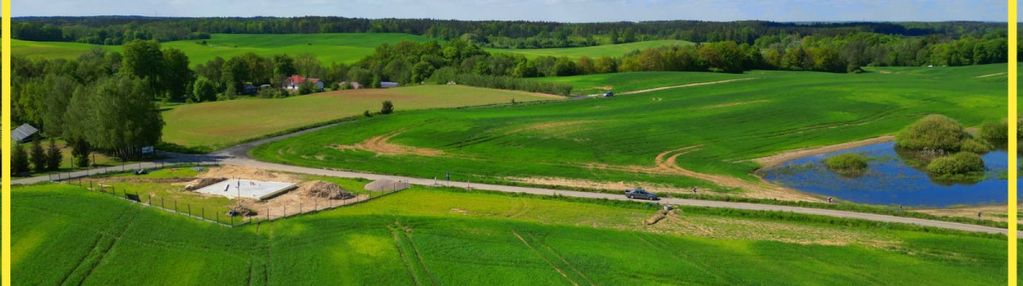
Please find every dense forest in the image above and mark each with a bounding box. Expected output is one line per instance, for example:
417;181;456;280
12;16;1005;48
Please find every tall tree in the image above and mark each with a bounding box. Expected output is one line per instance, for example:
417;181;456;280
65;75;165;160
30;140;47;173
122;40;164;96
45;139;63;171
161;48;192;101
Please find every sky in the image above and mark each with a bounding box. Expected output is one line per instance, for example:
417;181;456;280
11;0;1009;22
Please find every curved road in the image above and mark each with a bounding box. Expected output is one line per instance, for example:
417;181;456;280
13;112;1017;236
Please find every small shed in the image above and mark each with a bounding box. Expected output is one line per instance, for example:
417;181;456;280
12;123;39;143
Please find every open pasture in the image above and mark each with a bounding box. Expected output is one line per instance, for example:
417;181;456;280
13;33;432;65
161;84;560;152
253;64;1006;198
14;36;687;66
12;183;1009;285
487;39;693;59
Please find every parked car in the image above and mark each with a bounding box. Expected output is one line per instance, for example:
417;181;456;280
624;188;659;200
602;91;615;97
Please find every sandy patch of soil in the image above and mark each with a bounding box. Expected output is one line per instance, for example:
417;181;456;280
511;146;819;202
198;165;301;183
753;136;894;169
238;180;367;220
914;205;1013;223
507;176;709;194
334;130;444;157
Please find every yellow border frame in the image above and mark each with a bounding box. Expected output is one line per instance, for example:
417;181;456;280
2;0;11;283
0;2;1016;286
1010;0;1018;284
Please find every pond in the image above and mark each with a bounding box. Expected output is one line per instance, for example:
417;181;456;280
760;141;1008;207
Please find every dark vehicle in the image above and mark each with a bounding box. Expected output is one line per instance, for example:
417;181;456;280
134;169;149;175
625;188;659;200
603;91;615;97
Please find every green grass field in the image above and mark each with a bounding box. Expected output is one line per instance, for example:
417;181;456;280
13;33;433;65
15;35;686;65
12;183;1009;285
487;40;693;59
252;64;1007;195
161;85;560;152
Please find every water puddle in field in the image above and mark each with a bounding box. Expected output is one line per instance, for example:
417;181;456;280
760;142;1009;207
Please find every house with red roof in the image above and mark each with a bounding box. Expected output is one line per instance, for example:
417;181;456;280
282;75;325;92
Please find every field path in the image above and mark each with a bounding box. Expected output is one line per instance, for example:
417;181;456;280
618;78;757;95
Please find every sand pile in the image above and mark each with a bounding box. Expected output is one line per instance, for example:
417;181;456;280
184;177;226;191
298;181;355;200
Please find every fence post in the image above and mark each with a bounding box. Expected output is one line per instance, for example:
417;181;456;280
174;200;178;213
267;208;270;221
161;197;164;209
231;215;234;226
202;208;205;221
216;212;220;225
188;204;191;217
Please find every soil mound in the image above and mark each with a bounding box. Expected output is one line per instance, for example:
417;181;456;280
298;181;355;200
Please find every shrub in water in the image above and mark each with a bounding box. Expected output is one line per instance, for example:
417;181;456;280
959;138;992;154
978;120;1007;144
825;153;868;176
895;114;966;152
926;152;985;176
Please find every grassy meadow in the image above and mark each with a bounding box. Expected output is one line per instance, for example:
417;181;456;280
253;64;1007;195
13;183;1009;285
487;39;693;59
13;33;433;65
161;85;560;152
14;35;688;66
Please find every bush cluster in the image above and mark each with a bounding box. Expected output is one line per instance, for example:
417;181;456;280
925;152;985;176
895;114;966;152
824;153;868;176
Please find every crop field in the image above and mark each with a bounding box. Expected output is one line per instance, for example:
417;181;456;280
13;33;432;65
161;85;560;152
487;39;693;59
533;71;750;95
12;183;1009;285
14;35;686;65
253;64;1007;197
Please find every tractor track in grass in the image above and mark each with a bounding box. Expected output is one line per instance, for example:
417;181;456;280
617;78;759;96
59;207;140;286
632;233;727;284
390;221;436;285
512;230;580;286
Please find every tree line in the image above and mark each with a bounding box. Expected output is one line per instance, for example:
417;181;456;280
13;16;1004;48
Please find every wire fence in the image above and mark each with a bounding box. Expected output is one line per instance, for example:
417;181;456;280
47;161;220;183
60;163;407;227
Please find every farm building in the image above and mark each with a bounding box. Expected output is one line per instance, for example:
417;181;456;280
282;75;325;91
12;123;39;143
380;81;399;88
338;81;362;89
